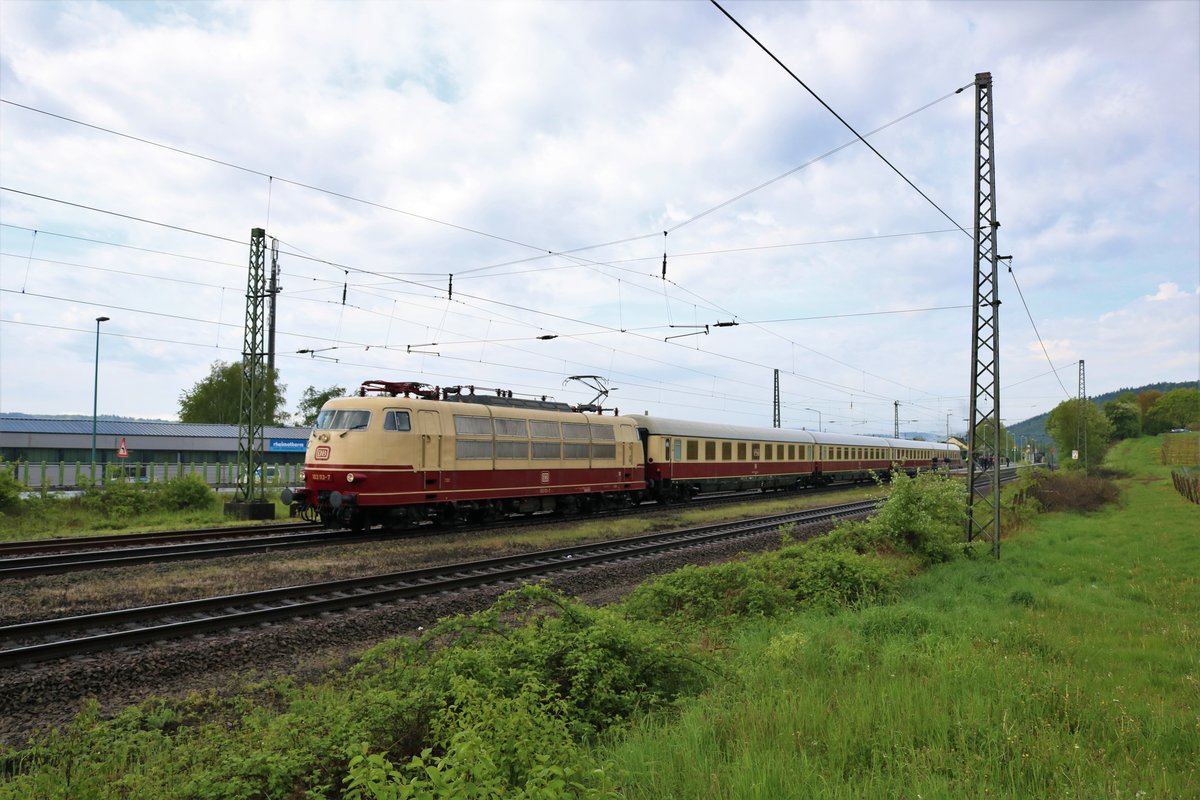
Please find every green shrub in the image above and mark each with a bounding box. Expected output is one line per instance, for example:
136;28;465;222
350;585;711;757
778;546;902;610
813;470;965;564
0;462;24;512
344;677;613;799
80;478;153;520
153;473;216;511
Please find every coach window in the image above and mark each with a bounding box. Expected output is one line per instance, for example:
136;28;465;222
686;440;699;461
737;442;747;460
674;439;683;462
751;443;761;460
722;441;732;460
384;410;412;431
763;444;772;460
705;441;717;461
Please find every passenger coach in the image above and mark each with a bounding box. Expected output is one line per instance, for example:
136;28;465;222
626;414;962;502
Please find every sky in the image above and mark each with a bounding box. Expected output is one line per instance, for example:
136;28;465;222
1;0;1197;439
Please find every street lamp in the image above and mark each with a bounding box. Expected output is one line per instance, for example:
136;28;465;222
804;407;823;432
91;316;110;482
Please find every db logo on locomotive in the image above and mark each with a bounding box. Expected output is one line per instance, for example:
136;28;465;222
315;445;331;460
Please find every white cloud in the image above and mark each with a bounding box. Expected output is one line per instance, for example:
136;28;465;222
1;0;1197;433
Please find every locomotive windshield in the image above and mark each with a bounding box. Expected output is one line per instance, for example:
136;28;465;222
314;409;371;430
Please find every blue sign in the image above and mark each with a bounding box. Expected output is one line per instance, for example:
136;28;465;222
269;439;308;452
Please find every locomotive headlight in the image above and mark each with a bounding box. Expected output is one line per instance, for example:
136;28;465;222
346;473;355;483
299;470;306;480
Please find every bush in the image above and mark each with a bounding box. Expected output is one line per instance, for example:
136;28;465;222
0;462;24;512
351;584;711;756
153;474;216;511
813;470;965;564
344;678;613;799
80;478;153;520
1016;471;1119;513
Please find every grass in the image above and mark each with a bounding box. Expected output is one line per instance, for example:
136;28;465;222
3;441;1194;798
601;435;1199;798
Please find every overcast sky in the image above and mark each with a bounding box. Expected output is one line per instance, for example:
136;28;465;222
1;0;1196;438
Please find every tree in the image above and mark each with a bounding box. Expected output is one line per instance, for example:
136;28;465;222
1045;399;1113;472
178;360;288;425
1136;389;1163;420
1144;387;1200;434
296;384;347;427
1103;399;1141;440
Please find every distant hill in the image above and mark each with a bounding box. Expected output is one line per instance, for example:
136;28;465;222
1008;380;1196;444
0;412;176;423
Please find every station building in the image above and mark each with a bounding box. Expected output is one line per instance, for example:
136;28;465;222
0;414;309;488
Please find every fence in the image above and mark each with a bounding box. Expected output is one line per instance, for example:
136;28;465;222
6;460;302;491
1171;467;1200;505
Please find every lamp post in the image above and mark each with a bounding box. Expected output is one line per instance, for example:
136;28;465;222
804;407;822;432
91;316;110;482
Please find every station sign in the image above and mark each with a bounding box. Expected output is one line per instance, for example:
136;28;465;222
269;439;308;453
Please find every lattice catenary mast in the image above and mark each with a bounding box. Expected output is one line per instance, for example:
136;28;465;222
965;72;1002;559
228;227;273;517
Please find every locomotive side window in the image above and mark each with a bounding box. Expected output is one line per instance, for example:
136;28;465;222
530;420;560;438
456;440;493;460
383;410;411;431
590;425;616;440
315;409;371;430
565;443;590;459
454;415;493;435
562;422;591;440
496;441;529;459
592;443;616;459
494;418;528;437
532;442;561;459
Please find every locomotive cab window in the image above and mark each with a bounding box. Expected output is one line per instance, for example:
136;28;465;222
315;409;370;430
383;410;411;431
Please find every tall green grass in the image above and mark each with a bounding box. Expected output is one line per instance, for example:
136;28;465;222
603;436;1199;798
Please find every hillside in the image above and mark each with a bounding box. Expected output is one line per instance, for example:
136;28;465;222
1008;379;1195;445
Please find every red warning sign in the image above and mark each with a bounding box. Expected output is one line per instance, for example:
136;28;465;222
117;437;129;458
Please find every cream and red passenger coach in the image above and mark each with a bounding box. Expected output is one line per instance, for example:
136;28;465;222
284;380;963;529
626;414;963;502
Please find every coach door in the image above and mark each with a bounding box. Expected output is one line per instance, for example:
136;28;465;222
417;410;442;489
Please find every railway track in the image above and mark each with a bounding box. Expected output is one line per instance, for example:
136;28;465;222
0;483;869;579
0;498;879;668
0;521;320;557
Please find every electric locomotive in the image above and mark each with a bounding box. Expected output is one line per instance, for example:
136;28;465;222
282;381;645;530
